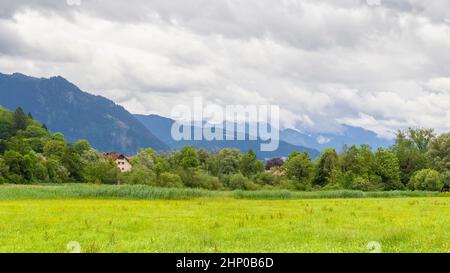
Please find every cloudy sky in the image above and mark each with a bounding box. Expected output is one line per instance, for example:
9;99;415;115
0;0;449;138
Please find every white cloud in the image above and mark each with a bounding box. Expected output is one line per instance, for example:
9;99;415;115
317;135;331;145
0;0;449;138
66;0;81;7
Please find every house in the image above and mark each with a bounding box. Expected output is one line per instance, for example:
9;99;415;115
268;168;286;177
102;152;133;172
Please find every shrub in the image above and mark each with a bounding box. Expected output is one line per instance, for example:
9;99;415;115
274;178;298;191
120;166;156;185
5;173;24;184
226;173;258;191
84;159;119;185
408;169;444;191
45;158;70;183
350;176;384;192
255;172;276;186
442;171;450;188
336;171;384;192
0;156;8;183
177;169;222;190
158;172;183;188
3;150;24;177
193;171;222;190
33;162;49;182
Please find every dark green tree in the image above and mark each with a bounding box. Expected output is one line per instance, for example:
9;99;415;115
217;149;242;175
392;130;429;184
427;133;449;173
340;144;375;176
313;148;339;187
239;149;265;177
12;107;28;132
45;157;69;184
43;140;67;158
374;148;403;190
407;128;435;153
73;140;92;155
3;150;26;182
178;146;200;170
0;156;9;183
284;151;314;188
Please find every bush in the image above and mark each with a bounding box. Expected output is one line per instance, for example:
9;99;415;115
177;169;222;190
274;178;298;191
33;162;49;182
408;169;444;191
5;173;24;184
226;173;258;191
84;160;119;185
0;156;8;183
120;166;156;185
45;157;70;184
442;171;450;188
350;176;384;192
158;172;183;188
193;171;222;190
255;172;276;186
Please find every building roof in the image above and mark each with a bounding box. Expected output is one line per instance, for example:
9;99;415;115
102;152;129;161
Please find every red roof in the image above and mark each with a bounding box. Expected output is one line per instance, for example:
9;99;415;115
102;152;129;161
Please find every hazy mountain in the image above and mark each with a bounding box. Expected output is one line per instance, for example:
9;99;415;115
280;126;393;152
0;71;390;157
135;114;320;159
0;72;168;155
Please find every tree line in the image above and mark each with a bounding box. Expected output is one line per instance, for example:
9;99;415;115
0;106;449;191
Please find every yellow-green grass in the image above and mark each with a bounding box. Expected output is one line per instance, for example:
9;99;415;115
0;197;449;253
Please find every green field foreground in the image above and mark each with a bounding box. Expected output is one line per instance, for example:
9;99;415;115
0;185;449;253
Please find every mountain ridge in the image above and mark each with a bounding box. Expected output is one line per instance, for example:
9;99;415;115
0;71;392;158
134;113;393;156
135;114;321;159
0;72;168;155
280;126;393;152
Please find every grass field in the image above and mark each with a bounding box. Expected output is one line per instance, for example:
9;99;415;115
0;185;449;253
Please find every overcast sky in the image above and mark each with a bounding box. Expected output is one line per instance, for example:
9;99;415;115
0;0;449;138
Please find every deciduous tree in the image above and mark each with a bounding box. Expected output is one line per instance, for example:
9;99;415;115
313;148;339;187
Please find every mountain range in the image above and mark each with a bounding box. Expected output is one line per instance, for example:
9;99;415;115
135;114;319;159
0;72;393;158
0;72;167;155
280;126;393;153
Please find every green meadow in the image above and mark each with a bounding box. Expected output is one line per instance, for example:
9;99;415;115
0;185;449;253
